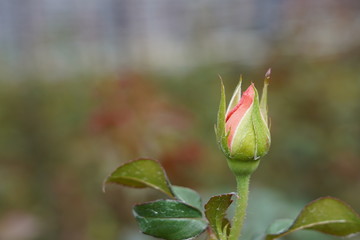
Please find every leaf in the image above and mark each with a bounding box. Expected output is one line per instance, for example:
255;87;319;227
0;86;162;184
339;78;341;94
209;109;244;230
205;193;235;240
104;158;173;197
266;219;293;235
266;197;360;240
172;185;202;210
221;218;231;237
133;199;208;240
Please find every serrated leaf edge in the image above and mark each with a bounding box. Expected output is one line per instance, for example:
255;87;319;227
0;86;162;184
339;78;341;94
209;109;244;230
205;193;236;240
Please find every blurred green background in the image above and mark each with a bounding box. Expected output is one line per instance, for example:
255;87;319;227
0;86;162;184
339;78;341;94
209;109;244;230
1;1;360;240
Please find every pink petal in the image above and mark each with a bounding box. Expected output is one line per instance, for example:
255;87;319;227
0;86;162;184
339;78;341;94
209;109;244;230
225;85;255;148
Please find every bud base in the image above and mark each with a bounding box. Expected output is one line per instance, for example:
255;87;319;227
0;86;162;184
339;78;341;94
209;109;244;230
227;158;260;176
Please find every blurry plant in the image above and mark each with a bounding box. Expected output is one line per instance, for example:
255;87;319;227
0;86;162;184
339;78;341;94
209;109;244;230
104;70;360;240
90;73;206;186
91;72;195;159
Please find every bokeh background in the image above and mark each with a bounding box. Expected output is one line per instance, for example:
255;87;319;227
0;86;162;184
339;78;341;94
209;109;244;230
1;1;360;240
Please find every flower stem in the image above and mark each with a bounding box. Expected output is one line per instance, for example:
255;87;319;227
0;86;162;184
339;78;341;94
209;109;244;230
228;174;251;240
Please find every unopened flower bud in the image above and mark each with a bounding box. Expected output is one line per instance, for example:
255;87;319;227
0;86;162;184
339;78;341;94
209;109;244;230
215;71;271;175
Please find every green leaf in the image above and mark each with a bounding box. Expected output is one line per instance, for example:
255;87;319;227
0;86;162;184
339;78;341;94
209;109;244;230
266;197;360;240
266;219;293;235
172;185;202;210
205;193;235;240
133;199;208;240
221;218;231;238
104;158;173;197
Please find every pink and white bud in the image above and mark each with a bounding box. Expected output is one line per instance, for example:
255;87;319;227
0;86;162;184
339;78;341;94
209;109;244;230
216;72;271;163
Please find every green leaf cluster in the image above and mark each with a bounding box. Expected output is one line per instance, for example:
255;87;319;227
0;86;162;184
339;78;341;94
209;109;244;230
105;159;207;239
105;159;360;240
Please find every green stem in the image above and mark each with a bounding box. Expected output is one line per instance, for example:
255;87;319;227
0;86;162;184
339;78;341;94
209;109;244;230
228;174;251;240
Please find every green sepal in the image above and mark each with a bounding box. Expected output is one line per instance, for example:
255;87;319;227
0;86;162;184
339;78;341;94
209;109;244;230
216;78;230;157
226;75;242;114
251;87;271;159
260;69;270;123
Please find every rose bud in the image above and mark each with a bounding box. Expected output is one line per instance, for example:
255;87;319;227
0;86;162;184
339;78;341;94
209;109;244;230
215;70;271;175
